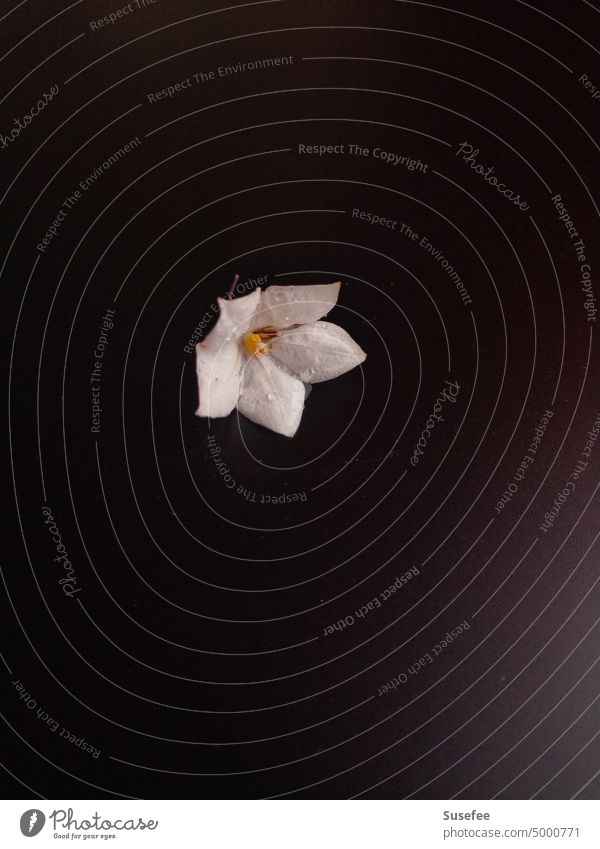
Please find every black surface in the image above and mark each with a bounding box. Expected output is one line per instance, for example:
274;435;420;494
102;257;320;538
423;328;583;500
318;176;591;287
2;0;600;799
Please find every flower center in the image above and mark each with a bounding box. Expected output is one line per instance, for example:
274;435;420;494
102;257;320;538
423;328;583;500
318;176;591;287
243;328;279;356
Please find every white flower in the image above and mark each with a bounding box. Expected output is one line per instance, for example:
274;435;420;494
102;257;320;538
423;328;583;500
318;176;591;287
195;282;366;437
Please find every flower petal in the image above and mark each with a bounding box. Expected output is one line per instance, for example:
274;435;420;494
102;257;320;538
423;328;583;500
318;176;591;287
195;341;242;418
237;354;305;437
269;321;366;383
202;288;261;350
254;282;341;329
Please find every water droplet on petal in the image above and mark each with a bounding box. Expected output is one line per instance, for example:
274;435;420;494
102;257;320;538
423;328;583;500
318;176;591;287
267;392;276;401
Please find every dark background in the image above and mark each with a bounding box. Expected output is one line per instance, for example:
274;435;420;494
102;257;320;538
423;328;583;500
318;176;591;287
2;0;599;799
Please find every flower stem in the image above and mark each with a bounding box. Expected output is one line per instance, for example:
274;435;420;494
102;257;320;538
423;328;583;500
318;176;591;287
226;273;239;299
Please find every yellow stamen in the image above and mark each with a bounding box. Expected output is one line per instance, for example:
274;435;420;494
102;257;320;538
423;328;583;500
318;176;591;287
244;331;272;356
